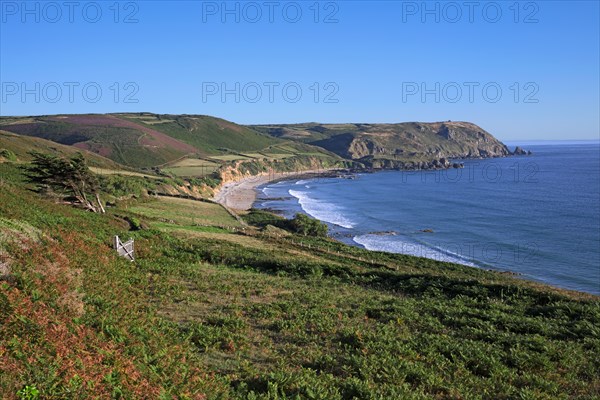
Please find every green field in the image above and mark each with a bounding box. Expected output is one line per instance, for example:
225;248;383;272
240;153;265;159
240;152;295;160
209;154;253;161
163;158;221;177
128;196;242;229
89;167;160;179
262;153;295;159
164;166;221;177
166;158;220;168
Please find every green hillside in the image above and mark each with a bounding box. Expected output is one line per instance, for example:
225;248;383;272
0;145;598;399
0;114;340;171
118;114;280;154
0;115;196;168
0;114;522;173
0;130;122;169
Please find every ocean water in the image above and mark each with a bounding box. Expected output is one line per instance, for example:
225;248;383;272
255;142;600;295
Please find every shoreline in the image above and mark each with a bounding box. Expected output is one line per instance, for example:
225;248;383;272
212;168;344;211
211;161;599;297
211;152;536;211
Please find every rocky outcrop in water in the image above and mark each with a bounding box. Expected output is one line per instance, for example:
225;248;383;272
513;146;532;155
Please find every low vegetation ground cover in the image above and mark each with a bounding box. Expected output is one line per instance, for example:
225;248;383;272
0;161;598;399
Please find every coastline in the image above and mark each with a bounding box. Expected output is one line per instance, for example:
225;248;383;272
212;169;343;211
211;151;529;211
237;147;600;296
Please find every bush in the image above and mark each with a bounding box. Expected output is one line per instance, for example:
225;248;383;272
242;209;286;228
189;175;221;188
99;175;155;197
124;216;144;231
0;149;17;161
289;213;328;237
243;210;329;237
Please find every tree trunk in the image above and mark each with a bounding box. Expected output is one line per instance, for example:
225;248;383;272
96;193;106;214
71;183;97;213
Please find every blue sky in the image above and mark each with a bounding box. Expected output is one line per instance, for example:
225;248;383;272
1;0;599;140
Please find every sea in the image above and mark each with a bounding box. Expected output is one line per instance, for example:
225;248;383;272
255;142;600;295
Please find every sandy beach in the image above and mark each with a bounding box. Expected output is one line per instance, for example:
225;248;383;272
213;169;340;211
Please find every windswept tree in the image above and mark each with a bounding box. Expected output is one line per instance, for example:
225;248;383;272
25;151;105;213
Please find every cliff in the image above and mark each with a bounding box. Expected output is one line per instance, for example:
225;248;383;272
252;121;515;168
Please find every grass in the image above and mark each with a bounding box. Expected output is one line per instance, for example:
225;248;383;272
259;153;295;160
0;117;189;168
240;153;266;159
164;166;222;177
238;153;294;160
1;116;343;184
143;115;280;155
165;158;220;168
162;158;221;177
126;196;243;229
122;115;176;125
0;131;120;169
89;167;160;179
209;155;253;161
0;161;599;399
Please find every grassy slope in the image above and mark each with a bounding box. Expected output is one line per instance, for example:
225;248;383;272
0;130;123;170
0;115;194;168
119;114;343;175
0;114;342;174
1;161;598;399
120;114;280;155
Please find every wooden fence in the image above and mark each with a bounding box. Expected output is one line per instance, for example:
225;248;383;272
114;236;135;261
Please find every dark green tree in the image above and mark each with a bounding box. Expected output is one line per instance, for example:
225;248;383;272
289;213;328;237
25;151;105;213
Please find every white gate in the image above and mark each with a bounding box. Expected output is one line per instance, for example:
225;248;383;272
114;236;134;261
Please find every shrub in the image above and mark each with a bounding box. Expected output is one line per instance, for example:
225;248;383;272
17;385;40;400
242;209;286;228
99;175;155;197
289;213;328;237
0;149;17;161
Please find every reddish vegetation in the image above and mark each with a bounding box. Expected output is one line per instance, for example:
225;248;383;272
2;115;197;158
0;184;213;398
52;115;197;153
0;123;46;136
0;232;163;398
215;118;244;133
97;145;112;158
73;142;113;157
72;142;92;151
1;289;162;398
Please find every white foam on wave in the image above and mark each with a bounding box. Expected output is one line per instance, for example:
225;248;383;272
288;189;355;229
353;234;479;267
295;179;311;185
261;186;278;197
